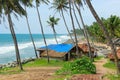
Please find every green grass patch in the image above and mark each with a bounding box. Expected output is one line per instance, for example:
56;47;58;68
0;59;65;74
105;74;120;80
103;61;116;69
0;67;22;75
94;56;103;61
23;58;65;67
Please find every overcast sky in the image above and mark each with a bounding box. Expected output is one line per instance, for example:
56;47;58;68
0;0;120;34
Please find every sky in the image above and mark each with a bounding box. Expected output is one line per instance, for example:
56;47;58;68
0;0;120;34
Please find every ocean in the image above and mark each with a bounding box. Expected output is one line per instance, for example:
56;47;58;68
0;34;70;64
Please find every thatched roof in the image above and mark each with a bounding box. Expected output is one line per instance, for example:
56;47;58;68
41;50;66;58
107;48;120;59
78;43;95;53
63;39;74;44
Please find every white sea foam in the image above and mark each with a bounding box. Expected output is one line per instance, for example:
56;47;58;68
35;35;70;47
0;46;15;54
0;35;69;54
58;35;70;42
0;42;33;54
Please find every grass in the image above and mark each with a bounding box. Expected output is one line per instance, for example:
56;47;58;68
0;58;65;74
0;67;22;75
103;61;116;69
23;58;65;67
94;56;104;61
105;74;120;80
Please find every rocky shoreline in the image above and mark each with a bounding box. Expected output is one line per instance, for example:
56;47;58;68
0;58;35;69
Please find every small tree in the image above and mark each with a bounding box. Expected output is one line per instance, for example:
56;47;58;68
47;16;60;44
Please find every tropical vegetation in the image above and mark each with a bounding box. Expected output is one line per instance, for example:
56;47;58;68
56;56;96;75
87;15;120;43
47;16;60;44
0;0;120;76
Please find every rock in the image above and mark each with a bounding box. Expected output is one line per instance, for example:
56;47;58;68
0;58;36;69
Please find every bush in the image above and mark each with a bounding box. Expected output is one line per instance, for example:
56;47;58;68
56;56;96;75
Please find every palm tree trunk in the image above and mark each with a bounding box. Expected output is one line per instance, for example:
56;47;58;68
75;3;92;59
25;7;38;59
86;0;120;74
36;4;50;63
8;13;23;71
69;0;79;56
52;25;58;44
72;3;85;37
61;9;74;44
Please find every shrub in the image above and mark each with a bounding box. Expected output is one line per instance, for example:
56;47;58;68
56;56;96;75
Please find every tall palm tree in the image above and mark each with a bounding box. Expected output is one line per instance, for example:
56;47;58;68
73;0;92;59
1;0;26;70
47;16;60;44
85;0;120;74
71;2;85;37
51;0;74;44
0;0;2;18
20;0;38;59
35;0;50;63
68;0;79;56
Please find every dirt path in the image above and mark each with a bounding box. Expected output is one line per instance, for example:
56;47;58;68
0;58;116;80
0;67;61;80
94;58;115;80
71;58;116;80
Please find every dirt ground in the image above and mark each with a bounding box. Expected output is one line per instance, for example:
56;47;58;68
94;58;115;75
94;58;115;80
0;59;115;80
0;67;62;80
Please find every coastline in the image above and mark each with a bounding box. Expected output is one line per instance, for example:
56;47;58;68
0;34;69;64
0;36;111;69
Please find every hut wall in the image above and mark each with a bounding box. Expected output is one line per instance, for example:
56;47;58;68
41;56;65;61
64;52;71;61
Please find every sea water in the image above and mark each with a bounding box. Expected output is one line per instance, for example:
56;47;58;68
0;34;70;64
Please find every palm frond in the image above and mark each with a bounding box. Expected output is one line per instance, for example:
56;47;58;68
36;0;49;7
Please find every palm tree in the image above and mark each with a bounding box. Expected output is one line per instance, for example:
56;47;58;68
20;0;38;59
51;0;74;44
68;0;79;56
71;2;85;37
1;0;26;70
73;0;92;59
0;0;2;18
106;15;120;38
47;16;60;44
35;0;50;63
85;0;120;74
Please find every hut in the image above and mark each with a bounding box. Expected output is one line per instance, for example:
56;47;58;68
107;48;120;61
78;43;95;57
37;43;95;60
37;43;79;61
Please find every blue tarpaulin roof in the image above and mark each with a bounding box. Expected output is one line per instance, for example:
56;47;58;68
40;44;74;53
